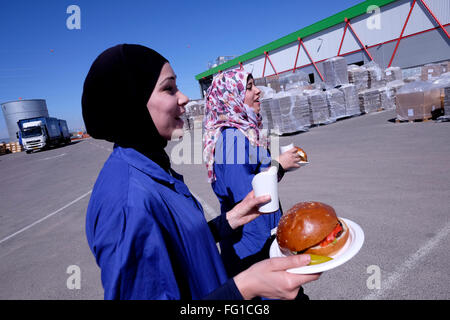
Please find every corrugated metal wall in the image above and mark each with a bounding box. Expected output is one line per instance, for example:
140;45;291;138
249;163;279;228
232;0;449;80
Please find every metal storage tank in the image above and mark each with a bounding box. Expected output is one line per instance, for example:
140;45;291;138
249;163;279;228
1;99;49;142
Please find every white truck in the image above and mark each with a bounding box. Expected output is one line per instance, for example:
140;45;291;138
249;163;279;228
17;117;71;153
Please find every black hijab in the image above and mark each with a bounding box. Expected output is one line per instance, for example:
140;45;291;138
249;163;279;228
82;44;171;171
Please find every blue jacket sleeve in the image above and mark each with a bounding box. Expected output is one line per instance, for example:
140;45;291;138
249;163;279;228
207;212;235;243
91;203;181;300
202;278;243;300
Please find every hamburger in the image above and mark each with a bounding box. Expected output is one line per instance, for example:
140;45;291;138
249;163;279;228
296;147;308;162
276;201;349;256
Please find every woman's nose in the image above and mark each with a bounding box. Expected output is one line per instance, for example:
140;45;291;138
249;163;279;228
178;91;189;105
178;91;189;114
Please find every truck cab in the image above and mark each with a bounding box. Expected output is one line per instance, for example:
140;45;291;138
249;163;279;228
20;119;47;152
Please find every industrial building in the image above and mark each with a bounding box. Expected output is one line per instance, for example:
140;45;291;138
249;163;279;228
195;0;450;94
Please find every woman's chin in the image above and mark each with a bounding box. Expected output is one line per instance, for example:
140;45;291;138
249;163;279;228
253;102;261;114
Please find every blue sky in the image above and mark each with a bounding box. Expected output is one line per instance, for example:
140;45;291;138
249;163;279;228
0;0;364;138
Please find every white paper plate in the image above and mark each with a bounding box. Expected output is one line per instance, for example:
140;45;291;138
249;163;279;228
287;161;309;171
269;218;364;274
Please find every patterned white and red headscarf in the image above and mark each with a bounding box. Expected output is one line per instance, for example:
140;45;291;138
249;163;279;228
203;69;269;183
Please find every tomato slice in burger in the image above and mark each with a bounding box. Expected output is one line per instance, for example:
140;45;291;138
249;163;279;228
319;223;343;247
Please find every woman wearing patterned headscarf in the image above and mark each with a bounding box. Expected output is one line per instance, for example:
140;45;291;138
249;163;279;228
203;69;302;278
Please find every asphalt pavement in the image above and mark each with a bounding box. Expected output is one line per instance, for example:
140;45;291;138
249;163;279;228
0;109;449;299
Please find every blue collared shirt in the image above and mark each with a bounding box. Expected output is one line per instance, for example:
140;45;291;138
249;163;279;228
86;146;230;299
212;128;282;276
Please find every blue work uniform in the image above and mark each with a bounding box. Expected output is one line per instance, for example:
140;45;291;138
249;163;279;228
85;146;240;300
212;127;282;277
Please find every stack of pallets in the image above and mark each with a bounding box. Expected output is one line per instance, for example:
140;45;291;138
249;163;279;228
305;90;331;125
326;88;346;120
338;84;361;117
348;65;369;92
444;86;450;116
323;56;349;88
359;88;382;113
1;142;23;154
0;143;6;156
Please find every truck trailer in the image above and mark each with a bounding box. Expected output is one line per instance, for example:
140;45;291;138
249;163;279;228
17;117;71;153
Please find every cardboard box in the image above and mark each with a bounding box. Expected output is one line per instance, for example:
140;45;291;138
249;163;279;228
421;64;443;81
440;61;450;74
396;88;441;120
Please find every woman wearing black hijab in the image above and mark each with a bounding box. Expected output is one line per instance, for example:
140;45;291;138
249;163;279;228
82;44;320;300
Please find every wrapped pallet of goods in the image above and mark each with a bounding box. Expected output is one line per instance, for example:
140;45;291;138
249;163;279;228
404;76;421;83
395;81;442;122
260;98;273;131
444;86;450;116
258;86;276;132
184;100;205;131
347;64;368;92
185;100;204;117
421;63;444;81
286;82;314;92
326;88;346;120
384;66;402;83
323;56;349;88
338;84;361;117
279;94;298;134
266;75;281;93
254;77;267;87
258;85;275;100
261;90;311;135
440;61;450;74
281;91;311;133
269;92;294;135
260;98;274;131
293;93;312;130
384;80;406;110
431;73;450;118
364;62;386;89
358;87;381;113
378;88;395;111
279;71;310;92
304;89;333;125
271;97;282;134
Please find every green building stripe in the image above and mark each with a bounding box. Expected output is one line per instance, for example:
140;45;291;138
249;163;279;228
195;0;398;80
